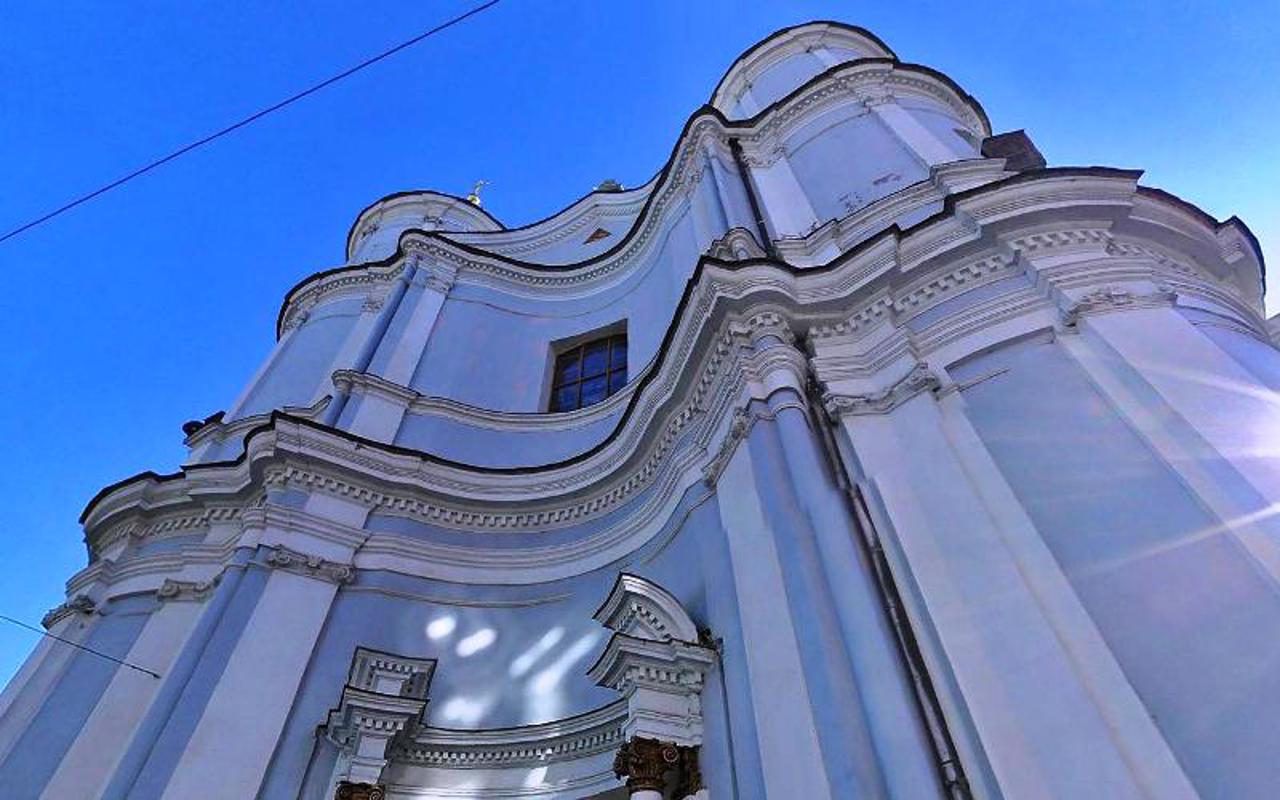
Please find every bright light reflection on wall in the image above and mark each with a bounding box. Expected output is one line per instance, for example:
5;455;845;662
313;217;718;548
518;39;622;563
523;766;549;788
526;631;603;721
509;627;565;678
456;628;496;657
438;693;496;726
426;615;457;640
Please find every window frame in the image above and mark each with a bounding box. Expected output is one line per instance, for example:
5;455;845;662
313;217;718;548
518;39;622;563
544;323;628;413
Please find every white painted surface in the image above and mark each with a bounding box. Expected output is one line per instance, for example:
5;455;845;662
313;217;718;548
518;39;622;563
41;600;202;800
160;571;338;800
715;442;833;800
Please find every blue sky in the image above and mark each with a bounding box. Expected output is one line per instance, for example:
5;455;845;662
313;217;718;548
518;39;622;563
0;1;1276;685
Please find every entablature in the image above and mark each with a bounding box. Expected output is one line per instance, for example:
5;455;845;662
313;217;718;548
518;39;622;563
86;170;1269;577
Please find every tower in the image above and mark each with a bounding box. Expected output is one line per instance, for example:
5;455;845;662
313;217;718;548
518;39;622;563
1;19;1275;799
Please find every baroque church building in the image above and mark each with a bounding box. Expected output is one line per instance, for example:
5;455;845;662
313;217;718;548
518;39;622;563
4;20;1279;800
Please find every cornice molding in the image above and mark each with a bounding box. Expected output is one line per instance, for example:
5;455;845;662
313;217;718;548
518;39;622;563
278;58;994;328
85;171;1268;579
1062;285;1178;327
396;699;625;770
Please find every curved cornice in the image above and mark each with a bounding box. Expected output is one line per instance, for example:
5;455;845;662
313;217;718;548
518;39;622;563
344;190;504;262
400;699;625;769
278;57;994;333
708;20;896;113
86;168;1266;546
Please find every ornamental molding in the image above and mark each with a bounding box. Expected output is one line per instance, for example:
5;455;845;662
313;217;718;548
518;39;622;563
448;188;652;259
707;227;767;261
89;175;1265;578
822;362;941;419
41;594;97;629
262;544;355;585
279;60;987;324
396;699;625;770
325;647;436;789
92;506;244;559
1062;285;1178;327
329;367;640;436
155;577;219;602
334;783;384;800
184;395;329;451
594;573;702;643
589;574;715;751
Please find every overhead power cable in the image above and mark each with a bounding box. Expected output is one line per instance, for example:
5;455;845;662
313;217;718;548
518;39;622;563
0;613;162;679
0;0;502;245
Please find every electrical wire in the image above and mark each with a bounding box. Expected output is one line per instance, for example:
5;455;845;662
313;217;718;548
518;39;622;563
0;613;162;679
0;0;502;245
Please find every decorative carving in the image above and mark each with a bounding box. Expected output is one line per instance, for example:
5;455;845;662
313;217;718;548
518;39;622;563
156;577;219;603
822;362;940;419
1062;285;1178;327
334;782;385;800
41;594;96;629
263;545;355;585
702;407;750;487
590;575;715;751
614;736;680;792
361;294;385;313
707;227;767;261
674;744;704;797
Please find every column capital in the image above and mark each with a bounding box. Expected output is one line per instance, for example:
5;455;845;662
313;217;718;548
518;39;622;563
821;362;940;420
262;545;355;585
41;594;96;629
613;736;681;793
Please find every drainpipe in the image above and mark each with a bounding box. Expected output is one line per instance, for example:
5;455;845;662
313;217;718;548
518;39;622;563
804;373;973;800
319;255;420;427
728;138;778;260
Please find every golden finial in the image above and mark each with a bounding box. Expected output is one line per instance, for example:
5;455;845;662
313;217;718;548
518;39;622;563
466;180;489;207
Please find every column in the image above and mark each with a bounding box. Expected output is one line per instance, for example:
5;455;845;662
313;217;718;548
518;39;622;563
590;574;714;799
741;148;820;237
714;441;835;798
768;392;943;798
347;258;453;440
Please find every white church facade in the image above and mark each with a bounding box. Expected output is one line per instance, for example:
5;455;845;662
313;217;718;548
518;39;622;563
3;20;1279;800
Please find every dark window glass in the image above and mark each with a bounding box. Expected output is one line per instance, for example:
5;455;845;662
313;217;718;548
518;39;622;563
550;333;627;411
582;341;609;378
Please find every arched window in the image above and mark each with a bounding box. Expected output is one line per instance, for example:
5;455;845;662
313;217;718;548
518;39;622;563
549;333;627;412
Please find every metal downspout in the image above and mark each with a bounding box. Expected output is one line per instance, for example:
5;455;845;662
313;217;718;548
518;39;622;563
803;373;973;800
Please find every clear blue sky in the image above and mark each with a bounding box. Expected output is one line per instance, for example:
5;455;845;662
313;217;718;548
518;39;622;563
1;1;1276;685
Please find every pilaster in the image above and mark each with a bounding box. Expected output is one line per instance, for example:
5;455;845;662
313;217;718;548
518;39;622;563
819;358;1197;798
589;574;715;799
40;587;205;799
0;597;99;764
158;545;354;800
